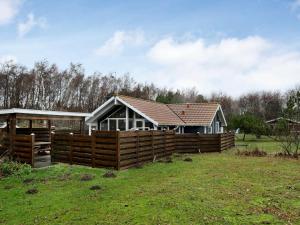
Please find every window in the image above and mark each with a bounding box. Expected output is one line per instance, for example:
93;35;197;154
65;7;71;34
215;122;220;133
109;107;126;118
207;126;212;134
136;120;144;129
109;120;116;130
100;120;108;130
118;119;126;131
129;119;134;129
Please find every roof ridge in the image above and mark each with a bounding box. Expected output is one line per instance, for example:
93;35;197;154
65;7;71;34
167;102;219;106
117;94;166;105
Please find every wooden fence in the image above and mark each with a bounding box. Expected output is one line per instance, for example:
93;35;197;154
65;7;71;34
220;132;235;151
51;131;234;170
119;130;175;169
52;131;118;168
12;134;35;166
16;128;50;142
175;132;235;153
0;129;7;156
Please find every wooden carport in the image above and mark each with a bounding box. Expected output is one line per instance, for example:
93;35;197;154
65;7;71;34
0;108;91;167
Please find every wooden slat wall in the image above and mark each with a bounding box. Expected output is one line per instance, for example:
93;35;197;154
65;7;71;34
118;130;175;169
0;129;7;155
93;131;117;168
51;134;71;164
51;131;117;169
17;128;50;142
51;131;234;170
220;132;235;151
12;135;34;165
175;132;235;153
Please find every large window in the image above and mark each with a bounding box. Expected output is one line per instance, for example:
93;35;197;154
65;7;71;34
109;107;126;118
118;119;126;130
109;120;116;130
100;120;108;130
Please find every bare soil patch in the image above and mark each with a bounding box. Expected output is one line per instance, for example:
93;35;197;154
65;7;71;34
103;171;116;178
90;185;101;190
80;174;94;181
236;148;267;157
26;188;38;195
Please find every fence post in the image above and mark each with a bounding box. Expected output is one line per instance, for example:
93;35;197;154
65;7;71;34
116;131;120;170
70;133;74;165
92;132;96;168
31;133;35;167
136;131;140;166
164;130;167;156
197;132;201;153
50;132;54;161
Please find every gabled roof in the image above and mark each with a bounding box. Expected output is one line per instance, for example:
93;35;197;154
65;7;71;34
87;95;227;127
266;117;300;124
118;95;185;126
167;103;221;126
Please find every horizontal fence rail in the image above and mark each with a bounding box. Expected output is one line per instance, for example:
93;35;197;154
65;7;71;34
51;131;235;170
12;134;34;166
118;130;175;169
17;128;50;142
52;131;118;169
175;134;220;153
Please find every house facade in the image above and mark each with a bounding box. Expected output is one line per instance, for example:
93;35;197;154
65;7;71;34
86;95;227;134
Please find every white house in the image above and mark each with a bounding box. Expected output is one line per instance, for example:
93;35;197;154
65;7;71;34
86;95;227;135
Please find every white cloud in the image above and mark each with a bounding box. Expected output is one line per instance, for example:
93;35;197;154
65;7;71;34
18;13;46;37
146;36;300;96
0;0;23;25
95;30;144;56
0;55;17;63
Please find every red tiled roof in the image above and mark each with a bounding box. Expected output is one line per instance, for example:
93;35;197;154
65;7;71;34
118;95;220;126
118;95;185;125
167;103;219;126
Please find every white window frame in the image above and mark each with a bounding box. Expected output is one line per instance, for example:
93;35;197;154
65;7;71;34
215;121;220;133
100;118;126;131
135;119;145;130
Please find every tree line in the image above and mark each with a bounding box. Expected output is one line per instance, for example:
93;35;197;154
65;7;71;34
0;60;298;121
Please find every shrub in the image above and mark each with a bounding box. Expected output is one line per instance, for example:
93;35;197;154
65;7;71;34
0;160;32;177
236;148;267;157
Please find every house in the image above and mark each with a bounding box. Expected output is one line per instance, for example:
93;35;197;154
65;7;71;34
266;117;300;132
86;95;227;134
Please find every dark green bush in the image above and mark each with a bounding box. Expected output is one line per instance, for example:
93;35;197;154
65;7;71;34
0;160;32;177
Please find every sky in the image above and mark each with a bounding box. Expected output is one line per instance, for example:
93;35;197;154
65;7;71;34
1;0;300;97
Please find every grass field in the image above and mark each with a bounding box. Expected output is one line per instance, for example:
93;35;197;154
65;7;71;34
235;134;282;154
0;136;299;225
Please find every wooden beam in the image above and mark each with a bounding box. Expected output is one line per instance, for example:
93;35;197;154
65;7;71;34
48;120;51;142
29;120;32;133
80;118;85;134
8;113;16;155
15;114;85;121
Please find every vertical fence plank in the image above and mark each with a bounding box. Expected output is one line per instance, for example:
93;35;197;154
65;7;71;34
92;133;96;168
116;131;120;170
70;134;73;165
136;131;140;166
151;130;154;161
31;134;35;167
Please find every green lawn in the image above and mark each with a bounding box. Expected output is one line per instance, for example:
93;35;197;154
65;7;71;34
1;138;300;225
235;134;282;153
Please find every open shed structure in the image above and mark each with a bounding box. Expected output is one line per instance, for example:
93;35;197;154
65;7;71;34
0;108;91;167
